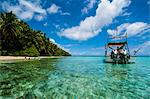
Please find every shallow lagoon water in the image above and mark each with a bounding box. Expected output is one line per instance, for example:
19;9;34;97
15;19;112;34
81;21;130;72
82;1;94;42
0;57;150;99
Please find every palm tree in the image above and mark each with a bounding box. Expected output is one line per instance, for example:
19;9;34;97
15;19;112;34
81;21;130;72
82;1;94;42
0;11;21;54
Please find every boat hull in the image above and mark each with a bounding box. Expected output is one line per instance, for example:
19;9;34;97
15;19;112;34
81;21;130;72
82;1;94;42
104;57;135;64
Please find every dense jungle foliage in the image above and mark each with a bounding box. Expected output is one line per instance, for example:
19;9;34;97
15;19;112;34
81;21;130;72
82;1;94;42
0;12;71;56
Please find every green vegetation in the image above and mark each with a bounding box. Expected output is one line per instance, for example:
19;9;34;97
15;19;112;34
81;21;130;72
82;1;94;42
0;12;71;56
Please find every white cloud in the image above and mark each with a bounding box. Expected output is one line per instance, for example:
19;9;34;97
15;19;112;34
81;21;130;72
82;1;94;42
122;12;131;16
60;12;70;16
107;22;150;37
1;0;70;21
81;0;97;14
139;41;150;56
49;38;70;53
43;22;48;26
107;23;129;35
2;3;22;14
53;24;60;29
49;38;56;44
19;11;34;20
131;41;150;56
19;0;46;15
126;22;150;37
47;4;60;14
34;14;45;21
60;0;131;41
47;4;70;15
1;0;47;20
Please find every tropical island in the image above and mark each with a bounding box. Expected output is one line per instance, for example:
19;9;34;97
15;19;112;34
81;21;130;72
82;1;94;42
0;12;71;57
0;0;150;98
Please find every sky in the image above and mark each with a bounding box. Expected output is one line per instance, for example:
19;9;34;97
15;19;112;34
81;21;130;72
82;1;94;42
0;0;150;56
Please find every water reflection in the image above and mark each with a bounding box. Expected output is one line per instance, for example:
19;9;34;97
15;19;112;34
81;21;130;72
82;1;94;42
105;64;129;80
104;63;150;98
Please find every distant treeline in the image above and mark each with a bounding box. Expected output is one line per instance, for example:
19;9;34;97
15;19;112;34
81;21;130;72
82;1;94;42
0;12;71;56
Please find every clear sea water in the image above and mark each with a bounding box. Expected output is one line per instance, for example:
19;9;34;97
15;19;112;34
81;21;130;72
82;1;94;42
0;56;150;99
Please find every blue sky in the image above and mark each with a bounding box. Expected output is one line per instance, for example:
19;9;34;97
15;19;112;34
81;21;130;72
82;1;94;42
0;0;150;56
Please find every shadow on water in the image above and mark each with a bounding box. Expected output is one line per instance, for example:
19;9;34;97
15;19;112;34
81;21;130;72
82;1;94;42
0;57;150;99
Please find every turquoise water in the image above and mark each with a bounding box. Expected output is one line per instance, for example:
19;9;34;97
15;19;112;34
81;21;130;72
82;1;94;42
0;57;150;99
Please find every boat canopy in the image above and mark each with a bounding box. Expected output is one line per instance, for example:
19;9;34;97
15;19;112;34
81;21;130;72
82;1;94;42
107;41;127;46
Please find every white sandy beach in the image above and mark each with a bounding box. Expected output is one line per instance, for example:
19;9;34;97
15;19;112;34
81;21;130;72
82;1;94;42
0;56;63;61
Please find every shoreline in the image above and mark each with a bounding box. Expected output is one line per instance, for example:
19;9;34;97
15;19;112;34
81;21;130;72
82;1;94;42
0;56;149;61
0;56;64;61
